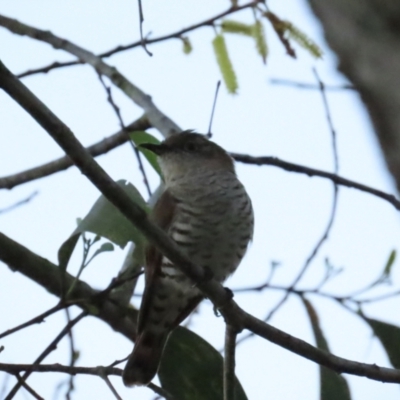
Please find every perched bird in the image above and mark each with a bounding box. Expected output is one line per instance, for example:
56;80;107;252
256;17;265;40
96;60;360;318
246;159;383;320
123;131;254;386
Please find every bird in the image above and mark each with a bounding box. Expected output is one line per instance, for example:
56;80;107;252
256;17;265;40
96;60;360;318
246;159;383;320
122;131;254;386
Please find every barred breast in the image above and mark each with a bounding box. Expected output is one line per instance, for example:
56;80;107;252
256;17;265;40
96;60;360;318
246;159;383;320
166;168;254;282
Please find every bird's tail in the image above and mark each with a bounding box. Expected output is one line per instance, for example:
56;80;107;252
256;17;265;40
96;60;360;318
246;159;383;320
122;331;169;386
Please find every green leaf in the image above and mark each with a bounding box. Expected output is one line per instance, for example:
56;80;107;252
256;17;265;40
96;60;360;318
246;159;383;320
129;131;163;178
283;21;323;59
382;249;396;280
159;327;248;400
58;180;148;270
362;317;400;369
221;20;254;37
91;242;114;259
303;299;352;400
181;36;193;55
252;21;268;64
212;34;238;94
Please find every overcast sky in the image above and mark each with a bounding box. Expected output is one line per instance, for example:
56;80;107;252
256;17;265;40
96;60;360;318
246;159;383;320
1;1;400;399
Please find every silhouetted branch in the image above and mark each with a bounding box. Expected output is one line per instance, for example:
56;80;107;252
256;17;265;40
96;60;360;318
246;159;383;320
5;311;87;399
270;78;355;91
0;302;66;339
223;325;237;400
97;74;152;197
0;364;174;400
0;14;181;137
2;56;400;385
231;153;400;211
0;191;38;213
0;116;150;189
13;375;43;400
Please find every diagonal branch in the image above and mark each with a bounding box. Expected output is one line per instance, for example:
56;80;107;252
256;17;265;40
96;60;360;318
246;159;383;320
2;57;400;385
0;232;138;340
0;14;180;137
5;311;87;399
0;116;150;190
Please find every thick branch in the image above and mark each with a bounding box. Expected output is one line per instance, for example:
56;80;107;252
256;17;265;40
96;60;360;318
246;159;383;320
0;232;138;341
1;60;400;385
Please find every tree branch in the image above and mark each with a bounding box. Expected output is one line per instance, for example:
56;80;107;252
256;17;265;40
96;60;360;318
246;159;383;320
0;232;138;340
223;325;237;400
231;153;400;210
14;1;263;79
0;14;180;137
1;57;400;385
0;364;174;400
5;311;87;399
0;116;150;190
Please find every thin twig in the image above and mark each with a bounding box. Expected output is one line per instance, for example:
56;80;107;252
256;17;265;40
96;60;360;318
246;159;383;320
4;311;87;400
98;270;144;299
101;374;123;400
270;78;356;91
97;74;152;197
137;0;152;56
207;80;221;137
223;325;237;400
0;191;38;214
15;1;263;79
64;308;77;400
148;383;175;400
230;154;400;211
0;116;150;190
0;14;181;137
14;374;44;400
0;301;67;339
313;68;339;173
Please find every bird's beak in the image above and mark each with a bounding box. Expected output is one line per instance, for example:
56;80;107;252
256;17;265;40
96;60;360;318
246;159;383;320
139;143;168;155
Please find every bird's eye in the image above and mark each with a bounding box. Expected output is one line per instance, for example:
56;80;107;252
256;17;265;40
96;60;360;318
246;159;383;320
184;142;197;152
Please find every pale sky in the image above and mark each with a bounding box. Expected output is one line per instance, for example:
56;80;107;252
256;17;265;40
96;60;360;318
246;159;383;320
1;1;400;399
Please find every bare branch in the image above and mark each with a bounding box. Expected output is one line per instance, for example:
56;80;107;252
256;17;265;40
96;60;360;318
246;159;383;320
0;14;181;137
0;302;66;340
15;1;263;79
0;363;122;377
0;191;38;213
4;311;87;399
0;116;150;190
270;78;355;91
13;375;43;400
0;232;139;340
101;374;123;400
137;0;152;56
231;153;400;211
97;74;152;197
223;325;237;400
0;364;174;400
